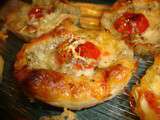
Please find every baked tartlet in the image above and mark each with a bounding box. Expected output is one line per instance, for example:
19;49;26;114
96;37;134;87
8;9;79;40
101;0;160;55
14;20;135;110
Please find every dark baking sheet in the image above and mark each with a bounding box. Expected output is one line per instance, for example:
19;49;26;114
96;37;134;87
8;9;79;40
0;0;153;120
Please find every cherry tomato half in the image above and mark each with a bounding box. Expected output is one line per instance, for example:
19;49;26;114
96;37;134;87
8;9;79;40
114;12;149;34
75;41;101;60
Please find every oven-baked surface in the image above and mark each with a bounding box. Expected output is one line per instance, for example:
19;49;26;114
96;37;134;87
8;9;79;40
1;0;159;120
14;20;135;110
131;54;160;120
3;0;80;41
101;0;160;55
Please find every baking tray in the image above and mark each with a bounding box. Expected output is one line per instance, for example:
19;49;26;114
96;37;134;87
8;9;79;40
0;0;153;120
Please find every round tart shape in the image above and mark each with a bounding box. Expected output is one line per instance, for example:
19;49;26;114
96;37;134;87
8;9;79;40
101;0;160;55
130;54;160;120
14;20;135;110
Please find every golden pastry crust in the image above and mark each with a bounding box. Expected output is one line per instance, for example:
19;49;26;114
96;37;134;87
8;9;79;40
130;54;160;120
101;0;160;55
3;0;110;41
14;20;135;110
70;2;110;18
4;0;80;41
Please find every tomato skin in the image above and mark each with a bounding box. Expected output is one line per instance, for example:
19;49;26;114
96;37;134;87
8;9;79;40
114;12;149;34
57;41;100;70
28;7;44;19
75;41;101;59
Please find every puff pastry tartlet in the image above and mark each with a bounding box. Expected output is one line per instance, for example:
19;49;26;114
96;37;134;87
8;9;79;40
14;20;135;110
101;0;160;55
3;0;80;41
3;0;110;41
130;54;160;120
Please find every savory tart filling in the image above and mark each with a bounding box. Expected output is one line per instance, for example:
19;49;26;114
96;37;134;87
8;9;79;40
101;0;160;55
4;0;80;40
14;21;135;110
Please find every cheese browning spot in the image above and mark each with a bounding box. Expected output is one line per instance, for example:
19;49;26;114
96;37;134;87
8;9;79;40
56;41;73;64
14;20;134;110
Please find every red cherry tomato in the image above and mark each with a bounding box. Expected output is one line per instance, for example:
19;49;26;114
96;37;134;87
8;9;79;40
114;12;149;34
75;41;101;59
28;7;44;19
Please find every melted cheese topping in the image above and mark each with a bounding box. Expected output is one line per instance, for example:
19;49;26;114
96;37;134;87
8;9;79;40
14;21;135;110
5;1;80;40
25;33;72;69
101;0;160;54
133;8;160;44
21;24;133;78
